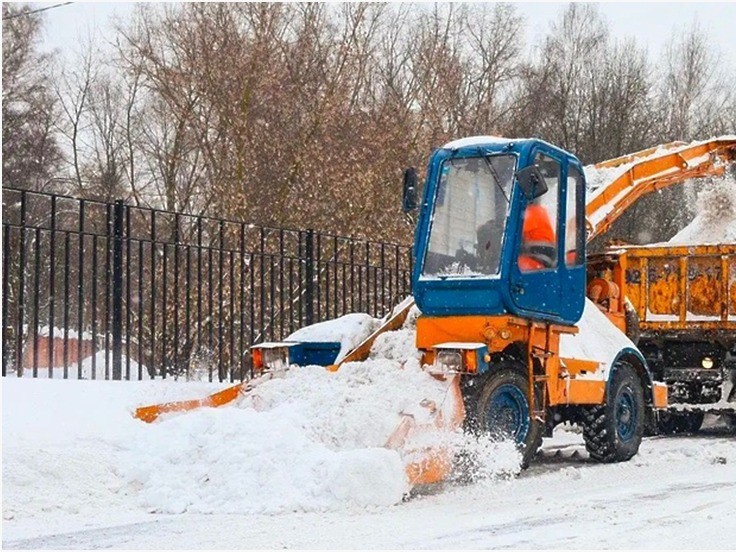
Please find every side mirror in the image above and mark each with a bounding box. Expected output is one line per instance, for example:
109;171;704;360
516;165;548;200
402;167;418;212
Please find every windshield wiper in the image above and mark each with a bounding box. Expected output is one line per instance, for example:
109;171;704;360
479;149;510;204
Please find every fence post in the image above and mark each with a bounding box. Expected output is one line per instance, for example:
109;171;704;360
111;200;124;380
304;229;314;326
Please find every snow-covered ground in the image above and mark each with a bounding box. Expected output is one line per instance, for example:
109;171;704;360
3;373;735;549
15;350;151;380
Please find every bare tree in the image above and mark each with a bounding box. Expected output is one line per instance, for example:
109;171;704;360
658;21;734;141
2;3;62;191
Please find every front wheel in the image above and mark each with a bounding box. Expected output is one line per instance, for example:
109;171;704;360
475;366;543;468
583;363;645;462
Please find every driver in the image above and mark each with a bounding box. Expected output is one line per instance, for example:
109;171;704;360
519;195;556;271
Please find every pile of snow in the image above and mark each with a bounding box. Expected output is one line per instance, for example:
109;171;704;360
559;299;636;376
668;175;736;244
5;362;447;518
125;362;431;514
4;305;526;521
2;379;226;521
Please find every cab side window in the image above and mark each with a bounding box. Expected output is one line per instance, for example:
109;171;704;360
519;152;560;272
565;166;585;266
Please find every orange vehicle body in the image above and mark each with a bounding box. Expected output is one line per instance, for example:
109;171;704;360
587;245;736;337
415;314;665;410
621;245;736;336
586;245;736;411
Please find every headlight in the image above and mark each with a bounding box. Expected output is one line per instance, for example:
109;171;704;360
429;343;489;375
251;343;293;373
435;350;463;373
701;357;714;369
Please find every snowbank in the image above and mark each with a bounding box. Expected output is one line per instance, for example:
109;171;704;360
1;321;438;519
559;299;636;376
18;350;151;380
3;364;442;518
2;379;226;521
3;308;524;521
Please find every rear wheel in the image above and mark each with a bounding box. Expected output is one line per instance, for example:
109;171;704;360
583;363;644;462
475;365;543;468
624;302;641;345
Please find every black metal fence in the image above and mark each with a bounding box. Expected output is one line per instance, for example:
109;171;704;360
2;187;413;381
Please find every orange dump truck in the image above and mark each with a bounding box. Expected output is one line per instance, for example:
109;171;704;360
587;246;736;431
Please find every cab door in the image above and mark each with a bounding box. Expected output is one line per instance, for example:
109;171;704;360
509;147;564;320
559;163;587;323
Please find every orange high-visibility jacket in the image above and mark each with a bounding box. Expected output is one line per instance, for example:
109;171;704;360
519;204;556;271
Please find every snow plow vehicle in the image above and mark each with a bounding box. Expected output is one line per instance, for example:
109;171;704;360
135;135;735;489
137;135;676;487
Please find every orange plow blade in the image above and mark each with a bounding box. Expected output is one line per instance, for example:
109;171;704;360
385;374;466;486
134;382;248;423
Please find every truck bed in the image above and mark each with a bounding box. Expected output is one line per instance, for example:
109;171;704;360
621;244;736;342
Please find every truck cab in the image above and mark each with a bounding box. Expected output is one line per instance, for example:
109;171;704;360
405;136;666;466
411;136;587;326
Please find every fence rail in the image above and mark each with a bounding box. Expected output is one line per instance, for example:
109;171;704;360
2;187;413;381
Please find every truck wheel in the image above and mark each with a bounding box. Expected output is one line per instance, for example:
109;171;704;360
583;363;644;462
624;302;641;345
476;366;543;468
685;412;705;433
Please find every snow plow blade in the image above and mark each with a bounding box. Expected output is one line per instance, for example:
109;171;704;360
134;370;287;423
385;374;466;486
135;297;418;424
134;371;466;488
134;382;248;423
331;296;416;369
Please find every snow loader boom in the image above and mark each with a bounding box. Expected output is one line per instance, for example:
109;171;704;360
585;137;736;240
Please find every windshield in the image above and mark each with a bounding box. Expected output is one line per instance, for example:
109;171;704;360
422;154;516;278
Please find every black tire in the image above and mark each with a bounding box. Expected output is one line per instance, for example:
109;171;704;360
475;364;543;468
583;363;645;462
686;411;705;433
658;411;705;434
624;302;641;345
726;413;736;429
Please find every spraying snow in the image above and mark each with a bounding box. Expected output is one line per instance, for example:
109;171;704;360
668;175;736;244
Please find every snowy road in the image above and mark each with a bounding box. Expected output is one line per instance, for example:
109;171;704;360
3;378;735;549
5;429;735;549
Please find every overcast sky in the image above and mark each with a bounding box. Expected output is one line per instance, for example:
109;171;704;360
37;1;736;67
